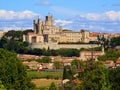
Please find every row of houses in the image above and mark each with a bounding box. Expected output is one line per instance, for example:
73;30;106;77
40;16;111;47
104;58;120;68
22;57;120;71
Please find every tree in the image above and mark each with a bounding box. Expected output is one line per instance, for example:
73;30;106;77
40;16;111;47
110;36;120;48
79;61;110;90
0;49;35;90
58;49;79;57
23;29;33;35
109;66;120;90
71;59;84;69
0;36;8;48
49;82;58;90
62;66;73;80
98;50;120;62
5;30;23;41
41;56;52;63
54;61;62;69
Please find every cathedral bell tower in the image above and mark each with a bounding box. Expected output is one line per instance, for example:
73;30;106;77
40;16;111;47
45;15;54;26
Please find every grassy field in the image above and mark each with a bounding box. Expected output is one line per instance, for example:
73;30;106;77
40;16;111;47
32;79;62;89
27;71;63;89
27;70;63;79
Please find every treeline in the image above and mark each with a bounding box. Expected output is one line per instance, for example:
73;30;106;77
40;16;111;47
98;49;120;62
0;36;102;57
0;36;80;56
60;60;120;90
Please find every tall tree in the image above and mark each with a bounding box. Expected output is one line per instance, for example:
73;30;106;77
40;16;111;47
109;66;120;90
71;59;84;68
54;61;62;69
0;49;35;90
79;61;110;90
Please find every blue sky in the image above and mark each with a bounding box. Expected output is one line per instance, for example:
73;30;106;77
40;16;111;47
0;0;120;33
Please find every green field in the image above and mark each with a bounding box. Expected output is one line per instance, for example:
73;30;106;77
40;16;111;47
27;71;63;79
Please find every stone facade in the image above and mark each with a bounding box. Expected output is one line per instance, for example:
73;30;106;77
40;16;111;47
23;15;90;44
30;43;99;50
23;15;92;49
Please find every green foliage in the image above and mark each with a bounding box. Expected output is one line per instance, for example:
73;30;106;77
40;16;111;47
98;50;120;62
0;36;29;54
54;61;62;69
79;61;110;90
42;56;51;63
41;56;52;63
74;85;81;90
0;49;35;90
0;36;8;48
5;30;23;41
39;86;46;90
109;66;120;90
0;81;6;90
58;48;79;57
27;71;63;79
62;66;73;80
71;59;84;68
49;82;58;90
110;36;120;48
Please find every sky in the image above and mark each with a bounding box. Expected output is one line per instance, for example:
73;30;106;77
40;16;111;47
0;0;120;33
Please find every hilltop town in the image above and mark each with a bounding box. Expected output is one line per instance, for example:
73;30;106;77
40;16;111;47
1;15;120;90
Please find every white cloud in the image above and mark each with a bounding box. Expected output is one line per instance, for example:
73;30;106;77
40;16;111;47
1;9;120;33
0;10;40;20
54;10;120;33
55;19;73;26
105;11;120;21
81;11;120;21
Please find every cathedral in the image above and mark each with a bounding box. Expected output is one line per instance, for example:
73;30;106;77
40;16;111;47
23;15;90;44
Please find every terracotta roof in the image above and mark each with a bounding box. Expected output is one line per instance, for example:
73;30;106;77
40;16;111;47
104;60;114;64
89;33;99;37
116;59;120;64
18;54;40;60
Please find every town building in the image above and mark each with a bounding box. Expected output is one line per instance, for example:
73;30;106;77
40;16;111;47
23;15;90;44
79;46;105;60
0;30;5;39
104;60;115;68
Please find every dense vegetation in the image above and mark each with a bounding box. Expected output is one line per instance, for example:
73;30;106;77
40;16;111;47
98;49;120;62
0;35;81;57
1;30;120;90
0;49;35;90
110;36;120;48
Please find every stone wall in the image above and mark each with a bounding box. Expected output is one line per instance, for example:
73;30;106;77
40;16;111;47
30;43;100;50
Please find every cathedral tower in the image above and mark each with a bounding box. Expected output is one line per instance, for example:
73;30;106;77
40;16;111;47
45;15;54;26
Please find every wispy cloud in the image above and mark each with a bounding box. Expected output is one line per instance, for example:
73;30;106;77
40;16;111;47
36;1;51;6
51;6;81;17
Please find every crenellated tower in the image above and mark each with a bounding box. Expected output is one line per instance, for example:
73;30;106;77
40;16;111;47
45;15;54;26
